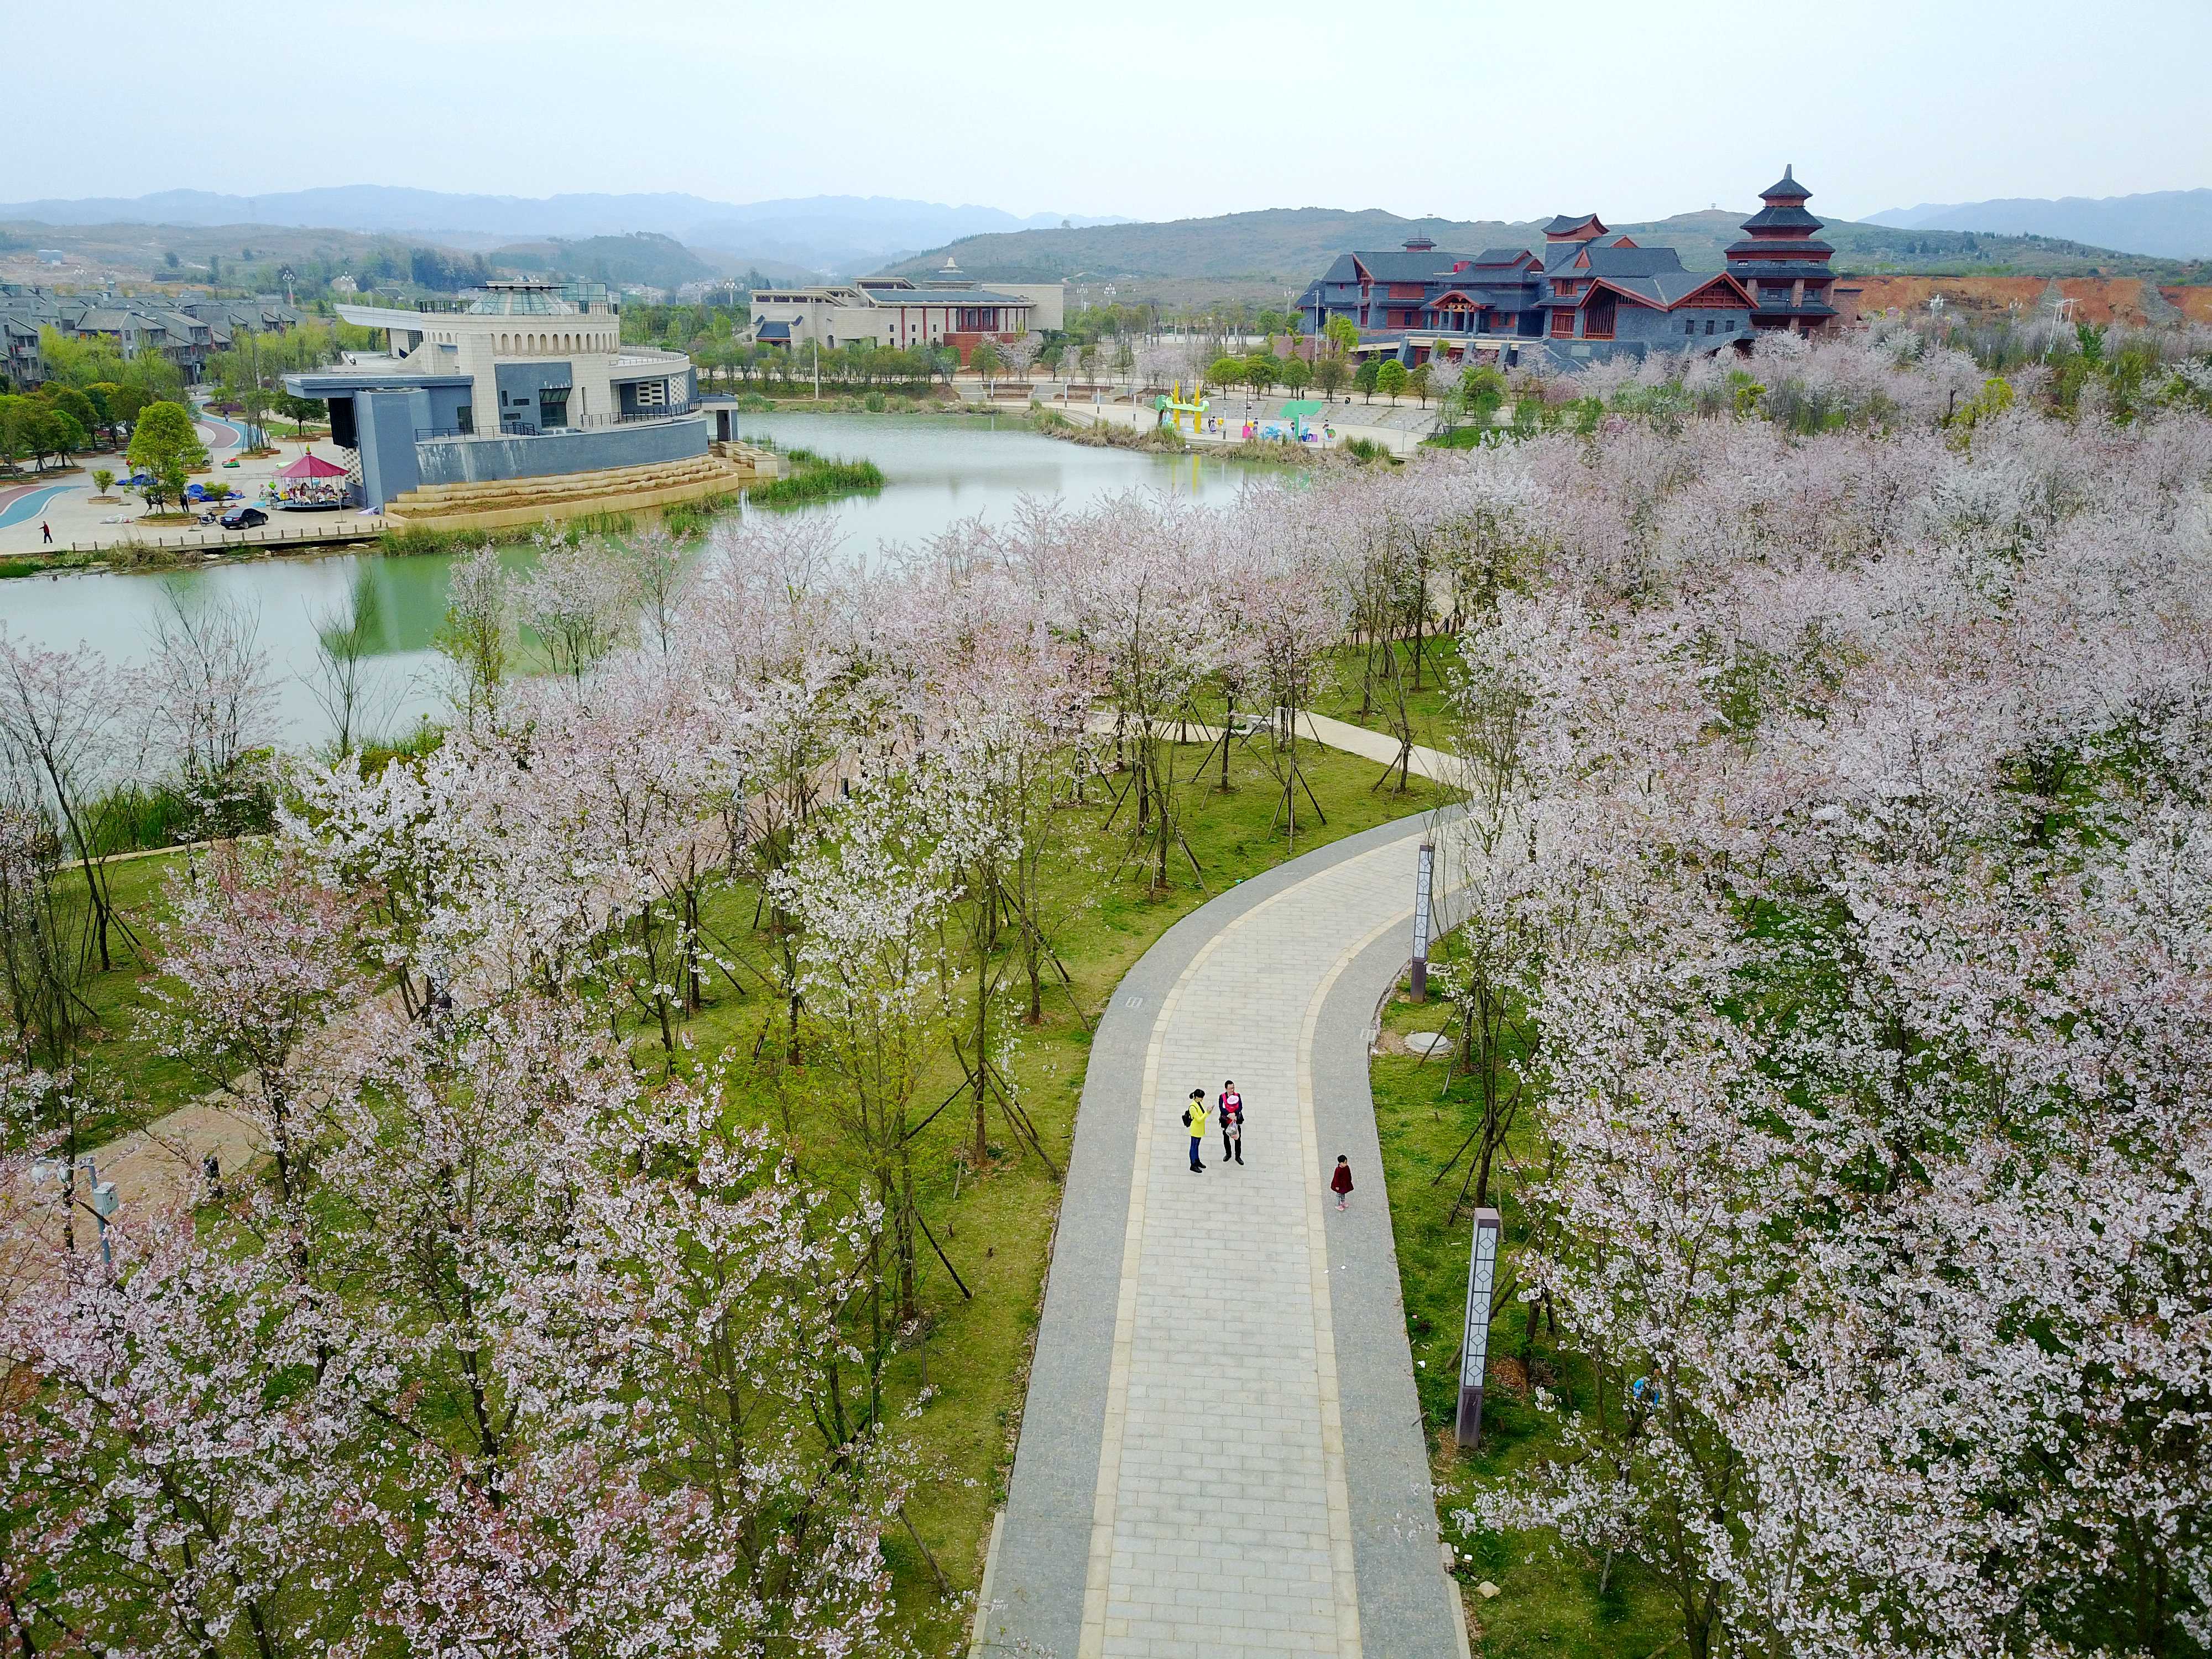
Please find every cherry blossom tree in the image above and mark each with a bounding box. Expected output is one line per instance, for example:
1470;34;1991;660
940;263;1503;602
145;844;359;1210
1445;408;2212;1659
435;543;512;728
0;630;144;968
1012;492;1229;890
771;769;969;1330
0;1207;370;1658
143;591;279;841
517;533;633;684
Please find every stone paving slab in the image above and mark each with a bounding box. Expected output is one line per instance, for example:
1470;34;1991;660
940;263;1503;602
979;810;1466;1658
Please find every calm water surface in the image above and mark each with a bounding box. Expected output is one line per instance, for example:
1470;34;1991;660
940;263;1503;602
0;414;1261;750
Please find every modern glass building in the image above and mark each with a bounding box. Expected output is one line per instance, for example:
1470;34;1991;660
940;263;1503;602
284;280;704;512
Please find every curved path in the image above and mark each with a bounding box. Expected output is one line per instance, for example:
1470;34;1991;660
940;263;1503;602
978;811;1468;1659
0;483;80;531
194;409;249;453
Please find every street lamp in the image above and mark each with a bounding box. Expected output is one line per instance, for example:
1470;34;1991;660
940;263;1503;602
32;1156;119;1268
1457;1207;1503;1445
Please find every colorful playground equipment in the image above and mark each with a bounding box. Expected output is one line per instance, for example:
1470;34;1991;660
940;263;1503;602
1153;380;1209;434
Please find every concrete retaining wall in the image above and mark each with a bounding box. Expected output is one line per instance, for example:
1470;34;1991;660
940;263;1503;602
413;416;708;487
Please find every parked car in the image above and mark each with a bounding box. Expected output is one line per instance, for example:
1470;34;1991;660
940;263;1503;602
219;505;268;530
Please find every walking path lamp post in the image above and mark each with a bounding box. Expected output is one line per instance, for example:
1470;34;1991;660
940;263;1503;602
88;1165;118;1269
1457;1206;1503;1446
1410;839;1434;1000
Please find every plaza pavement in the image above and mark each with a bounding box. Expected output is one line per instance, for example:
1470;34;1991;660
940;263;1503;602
1045;396;1438;457
977;808;1470;1658
0;406;380;556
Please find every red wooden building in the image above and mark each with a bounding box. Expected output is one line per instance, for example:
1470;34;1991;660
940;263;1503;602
1725;166;1840;335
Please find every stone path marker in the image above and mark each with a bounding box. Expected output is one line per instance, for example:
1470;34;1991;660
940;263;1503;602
979;813;1469;1658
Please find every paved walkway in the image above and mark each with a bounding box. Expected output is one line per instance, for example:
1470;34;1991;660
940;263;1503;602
1047;400;1436;457
979;811;1467;1659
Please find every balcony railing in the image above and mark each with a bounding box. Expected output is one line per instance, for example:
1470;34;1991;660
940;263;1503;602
413;406;698;444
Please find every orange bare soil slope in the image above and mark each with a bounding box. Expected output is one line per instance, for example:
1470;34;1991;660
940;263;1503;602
1844;275;2212;328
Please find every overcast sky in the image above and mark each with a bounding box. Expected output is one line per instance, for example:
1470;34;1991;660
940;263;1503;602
12;0;2209;223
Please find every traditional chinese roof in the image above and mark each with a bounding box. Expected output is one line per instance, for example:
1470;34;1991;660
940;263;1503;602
1759;165;1810;201
1547;271;1754;312
1740;203;1825;233
1726;241;1835;260
1542;213;1608;239
1349;249;1468;282
1726;258;1838;278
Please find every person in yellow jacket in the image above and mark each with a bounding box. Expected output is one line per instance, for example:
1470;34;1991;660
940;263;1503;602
1182;1087;1209;1172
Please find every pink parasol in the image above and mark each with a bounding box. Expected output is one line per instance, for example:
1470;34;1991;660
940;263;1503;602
275;452;348;479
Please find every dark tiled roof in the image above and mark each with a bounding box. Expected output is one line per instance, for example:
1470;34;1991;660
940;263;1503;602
756;321;792;340
1741;204;1823;233
1351;250;1463;281
1650;272;1744;306
1473;247;1535;266
1543;213;1605;235
1759;165;1809;200
1726;239;1834;258
1581;246;1687;278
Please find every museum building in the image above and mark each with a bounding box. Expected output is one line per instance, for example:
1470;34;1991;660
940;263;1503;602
283;279;706;512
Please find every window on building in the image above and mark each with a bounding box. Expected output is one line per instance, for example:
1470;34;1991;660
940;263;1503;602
1705;319;1716;335
1684;319;1696;335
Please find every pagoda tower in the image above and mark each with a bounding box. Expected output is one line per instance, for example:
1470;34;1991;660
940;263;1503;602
1726;165;1837;335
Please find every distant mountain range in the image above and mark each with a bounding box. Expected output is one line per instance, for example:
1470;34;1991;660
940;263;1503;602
1867;189;2212;260
0;188;1130;275
880;206;2199;302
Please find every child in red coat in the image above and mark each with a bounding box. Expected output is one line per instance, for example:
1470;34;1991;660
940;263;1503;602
1330;1155;1353;1212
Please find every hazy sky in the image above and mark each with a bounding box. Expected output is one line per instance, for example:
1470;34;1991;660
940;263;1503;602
11;0;2209;223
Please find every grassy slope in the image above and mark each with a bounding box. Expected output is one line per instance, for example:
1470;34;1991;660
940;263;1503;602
1370;962;1677;1659
878;206;2201;290
69;850;199;1133
633;734;1451;1652
60;706;1470;1650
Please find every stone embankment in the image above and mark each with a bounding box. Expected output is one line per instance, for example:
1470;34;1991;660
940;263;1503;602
382;443;781;533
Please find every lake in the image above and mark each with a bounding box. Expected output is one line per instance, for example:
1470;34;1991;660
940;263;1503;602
0;413;1262;752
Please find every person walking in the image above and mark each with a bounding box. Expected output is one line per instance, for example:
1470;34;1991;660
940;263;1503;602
1330;1155;1354;1212
1218;1079;1244;1165
40;521;53;545
1183;1087;1209;1172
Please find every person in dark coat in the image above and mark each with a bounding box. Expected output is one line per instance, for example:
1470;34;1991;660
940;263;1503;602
1330;1154;1354;1212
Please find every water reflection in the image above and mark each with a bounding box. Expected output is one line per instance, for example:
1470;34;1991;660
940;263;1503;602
0;412;1270;749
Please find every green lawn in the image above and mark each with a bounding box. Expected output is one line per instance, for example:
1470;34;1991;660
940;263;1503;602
628;734;1451;1650
1311;635;1464;754
66;849;200;1135
1370;953;1678;1659
51;728;1458;1651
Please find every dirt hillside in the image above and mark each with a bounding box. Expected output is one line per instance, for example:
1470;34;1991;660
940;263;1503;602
1841;274;2212;330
